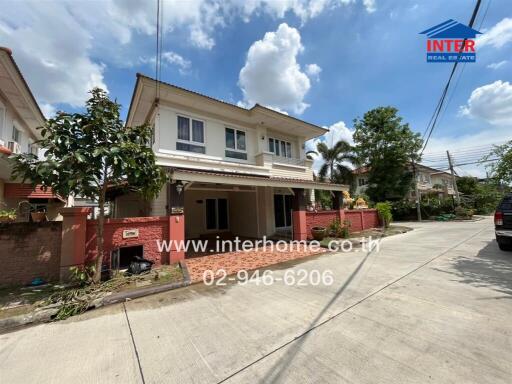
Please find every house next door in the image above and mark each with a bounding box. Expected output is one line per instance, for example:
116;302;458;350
274;194;292;228
206;198;228;231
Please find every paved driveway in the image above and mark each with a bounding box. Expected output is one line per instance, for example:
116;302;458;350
1;217;511;383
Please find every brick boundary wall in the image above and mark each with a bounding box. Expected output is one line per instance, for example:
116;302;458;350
0;222;62;287
306;209;380;239
85;216;170;267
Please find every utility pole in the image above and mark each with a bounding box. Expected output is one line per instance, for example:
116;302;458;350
412;160;422;221
447;150;460;205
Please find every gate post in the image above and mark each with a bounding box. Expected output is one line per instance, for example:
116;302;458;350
292;188;307;241
59;207;91;281
168;181;185;263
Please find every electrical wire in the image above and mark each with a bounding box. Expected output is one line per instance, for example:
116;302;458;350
420;0;483;155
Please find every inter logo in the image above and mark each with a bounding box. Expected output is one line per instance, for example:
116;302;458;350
420;19;482;63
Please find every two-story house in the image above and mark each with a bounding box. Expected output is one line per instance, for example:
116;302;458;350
0;47;65;220
352;163;457;200
113;74;347;241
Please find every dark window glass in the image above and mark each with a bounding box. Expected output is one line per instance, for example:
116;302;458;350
274;194;285;228
275;140;280;156
284;195;292;227
286;142;292;158
176;142;205;153
269;138;274;153
281;141;286;157
225;128;235;149
206;199;217;230
225;150;247;160
192;120;204;143
218;199;228;230
236;130;246;150
177;116;190;141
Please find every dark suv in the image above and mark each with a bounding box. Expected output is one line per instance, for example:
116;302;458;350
495;194;512;251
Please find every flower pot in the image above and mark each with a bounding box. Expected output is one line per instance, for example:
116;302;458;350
311;227;326;241
31;212;46;222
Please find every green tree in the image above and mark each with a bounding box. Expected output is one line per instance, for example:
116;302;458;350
484;140;512;185
310;140;357;184
11;89;167;283
353;107;422;201
456;176;479;195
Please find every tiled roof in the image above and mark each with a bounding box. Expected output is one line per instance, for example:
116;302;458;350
4;183;65;202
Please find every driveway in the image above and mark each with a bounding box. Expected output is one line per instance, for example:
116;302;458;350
1;217;511;383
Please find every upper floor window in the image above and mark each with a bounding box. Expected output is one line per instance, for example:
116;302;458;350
358;178;368;187
225;127;247;160
268;137;292;158
176;115;205;154
12;125;21;143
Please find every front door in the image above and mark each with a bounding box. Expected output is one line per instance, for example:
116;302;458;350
274;194;292;228
206;198;229;231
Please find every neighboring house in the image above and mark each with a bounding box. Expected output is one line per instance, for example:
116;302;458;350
114;73;347;240
0;47;66;220
352;164;457;200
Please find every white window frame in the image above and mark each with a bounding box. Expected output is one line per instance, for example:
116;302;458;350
225;127;247;153
176;114;206;147
12;122;21;143
268;137;292;158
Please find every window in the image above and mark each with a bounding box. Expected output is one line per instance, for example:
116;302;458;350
268;137;292;158
358;178;368;187
225;127;247;160
12;125;21;143
176;115;205;153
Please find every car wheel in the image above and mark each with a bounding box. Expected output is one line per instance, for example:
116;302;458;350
498;241;512;251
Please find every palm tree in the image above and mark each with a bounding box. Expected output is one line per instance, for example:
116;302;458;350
310;140;357;184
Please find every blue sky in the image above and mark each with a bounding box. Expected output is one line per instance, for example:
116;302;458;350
1;0;511;176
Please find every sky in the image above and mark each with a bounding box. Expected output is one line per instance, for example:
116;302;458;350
0;0;511;178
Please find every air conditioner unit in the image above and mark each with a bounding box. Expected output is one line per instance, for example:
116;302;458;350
7;141;21;154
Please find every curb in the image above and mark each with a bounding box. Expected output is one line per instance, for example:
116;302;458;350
0;262;192;333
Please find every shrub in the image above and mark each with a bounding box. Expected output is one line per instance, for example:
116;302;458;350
376;202;393;228
454;206;474;219
328;218;351;238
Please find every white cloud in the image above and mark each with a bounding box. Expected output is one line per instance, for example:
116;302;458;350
305;121;355;173
139;51;191;74
305;63;322;80
487;60;508;70
459;80;512;125
0;3;107;112
239;23;318;114
477;17;512;49
362;0;377;13
40;103;56;119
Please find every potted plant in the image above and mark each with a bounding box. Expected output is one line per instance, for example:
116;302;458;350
0;208;17;223
31;207;47;222
311;226;327;241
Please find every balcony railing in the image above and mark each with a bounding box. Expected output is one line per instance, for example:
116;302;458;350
272;155;306;167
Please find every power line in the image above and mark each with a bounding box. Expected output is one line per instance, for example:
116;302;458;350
420;0;483;155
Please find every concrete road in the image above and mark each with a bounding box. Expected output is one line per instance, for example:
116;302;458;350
1;217;511;383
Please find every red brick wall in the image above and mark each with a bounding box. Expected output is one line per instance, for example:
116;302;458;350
0;222;62;286
85;216;170;267
306;209;380;238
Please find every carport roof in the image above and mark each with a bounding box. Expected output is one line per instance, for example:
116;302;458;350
169;167;349;191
